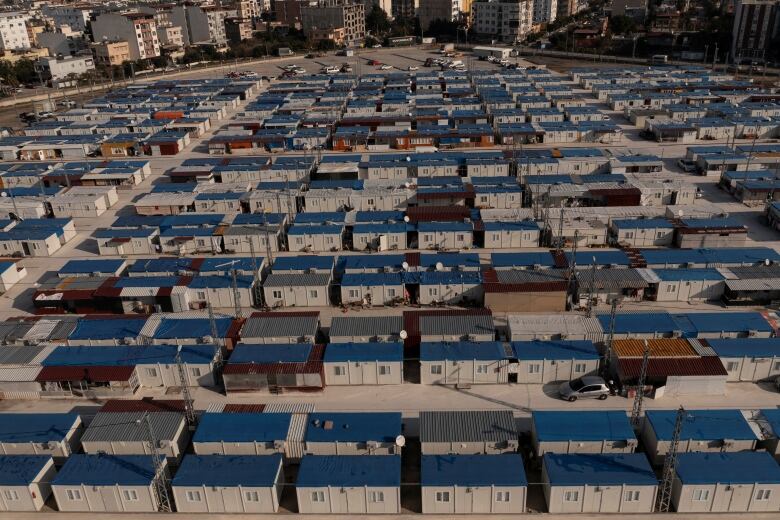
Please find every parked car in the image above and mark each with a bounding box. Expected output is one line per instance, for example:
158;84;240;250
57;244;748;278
368;59;381;65
380;64;393;70
677;158;698;172
371;44;382;48
559;376;610;402
322;66;340;74
407;65;418;71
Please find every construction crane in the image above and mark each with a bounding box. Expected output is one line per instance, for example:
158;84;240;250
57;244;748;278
174;345;197;428
630;340;650;427
137;412;172;513
657;406;687;512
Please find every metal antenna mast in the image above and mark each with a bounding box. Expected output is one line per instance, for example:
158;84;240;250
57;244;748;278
556;205;564;250
630;340;650;427
657;406;686;512
586;255;597;317
230;268;242;319
138;412;172;513
174;345;196;428
248;238;263;307
604;298;618;365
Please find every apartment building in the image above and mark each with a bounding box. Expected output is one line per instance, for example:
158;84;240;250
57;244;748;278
301;0;365;45
533;0;557;24
41;5;93;33
92;40;131;66
392;0;419;18
170;4;236;46
418;0;460;31
225;17;254;43
0;12;31;51
38;54;95;86
731;0;780;62
157;25;185;47
92;13;160;60
471;0;532;43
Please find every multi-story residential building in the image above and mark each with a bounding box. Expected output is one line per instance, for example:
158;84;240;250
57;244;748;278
611;0;648;19
418;0;460;31
365;0;394;17
234;0;262;19
41;5;93;34
92;13;160;61
309;25;346;44
533;0;557;24
92;40;131;66
731;0;780;62
391;0;418;17
225;17;254;43
274;0;318;25
471;0;532;43
301;0;365;45
0;12;31;51
170;4;236;46
157;25;184;48
37;54;95;86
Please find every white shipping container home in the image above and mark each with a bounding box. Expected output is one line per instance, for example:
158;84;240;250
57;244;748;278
650;269;725;302
303;412;403;456
262;273;331;307
419;411;519;455
0;413;83;462
80;411;189;462
287;225;344;252
417;222;473;250
323;342;404;385
421;455;527;514
351;223;409;251
52;454;166;512
296;455;401;514
542;453;658;513
531;411;637;456
707;338;780;382
0;455;56;512
672;452;780;513
340;273;405;306
419;341;511;385
172;454;284;513
191;412;293;457
418;271;483;305
641;409;758;466
512;340;601;384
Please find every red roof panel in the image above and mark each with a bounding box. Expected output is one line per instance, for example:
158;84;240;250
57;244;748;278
36;365;135;382
617;356;727;379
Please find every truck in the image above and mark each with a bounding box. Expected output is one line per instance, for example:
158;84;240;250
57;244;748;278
473;46;513;60
651;54;668;64
277;47;294;57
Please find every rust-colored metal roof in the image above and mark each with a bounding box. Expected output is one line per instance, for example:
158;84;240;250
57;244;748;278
405;206;471;222
248;311;320;318
36;365;135;382
405;252;421;267
617;356;727;379
613;339;698;358
222;403;267;413
99;399;186;413
484;281;568;293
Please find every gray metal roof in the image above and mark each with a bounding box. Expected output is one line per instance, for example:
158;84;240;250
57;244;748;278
725;278;780;291
0;322;32;344
241;314;319;340
419;411;518;443
576;268;649;290
495;270;567;284
687;338;717;357
81;411;185;443
329;316;403;338
419;314;495;337
725;265;780;279
0;345;51;364
262;273;331;288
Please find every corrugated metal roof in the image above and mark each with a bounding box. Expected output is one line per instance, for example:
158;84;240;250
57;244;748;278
725;278;780;291
82;411;185;442
99;399;186;413
36;365;135;382
613;339;697;358
0;345;52;364
576;268;649;289
328;316;403;338
262;272;331;287
419;411;517;443
0;365;42;381
265;402;315;413
617;356;727;379
687;338;717;357
418;313;495;337
240;314;319;340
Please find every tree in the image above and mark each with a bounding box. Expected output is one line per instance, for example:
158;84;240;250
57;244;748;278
366;5;391;35
426;18;459;39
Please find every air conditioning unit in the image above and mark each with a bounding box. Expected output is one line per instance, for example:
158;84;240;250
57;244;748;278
273;440;286;449
200;335;214;344
367;440;380;449
748;330;758;337
121;337;135;345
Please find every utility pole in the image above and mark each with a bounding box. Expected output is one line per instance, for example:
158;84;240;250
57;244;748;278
586;256;596;317
231;268;242;319
603;298;618;366
174;345;197;428
138;412;172;513
206;299;221;349
657;406;686;512
630;340;650;427
249;238;263;307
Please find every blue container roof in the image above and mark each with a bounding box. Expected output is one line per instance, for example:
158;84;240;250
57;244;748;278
229;343;312;363
760;409;780;435
533;411;634;442
43;345;217;366
653;268;724;281
338;254;405;271
708;338;780;358
646;409;757;441
491;252;555;268
671;312;772;334
0;455;53;485
53;454;156;486
0;413;80;443
640;247;780;266
193;413;292;442
152;317;233;339
421;455;527;487
323;342;403;362
675;452;780;484
543;454;657;486
272;255;334;271
341;272;404;286
297;455;401;487
69;318;148;340
420;341;507;361
418;252;481;269
59;259;125;275
172;454;283;487
566;250;630;266
512;340;599;360
305;412;402;442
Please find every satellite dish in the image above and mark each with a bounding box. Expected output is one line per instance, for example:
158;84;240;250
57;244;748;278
404;182;411;188
399;329;408;339
403;215;410;222
402;261;409;270
677;210;684;217
406;156;411;162
395;435;406;447
766;258;771;266
435;262;445;271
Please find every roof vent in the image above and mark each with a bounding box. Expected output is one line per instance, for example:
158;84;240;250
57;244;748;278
323;420;334;430
313;419;321;427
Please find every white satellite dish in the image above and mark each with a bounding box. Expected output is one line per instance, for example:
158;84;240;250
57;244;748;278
399;329;408;340
677;210;684;218
404;182;411;188
766;258;771;266
403;215;410;222
406;156;411;162
395;435;406;447
402;261;409;270
435;262;445;271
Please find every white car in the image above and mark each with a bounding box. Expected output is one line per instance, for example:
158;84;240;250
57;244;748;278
292;67;306;75
322;66;340;74
372;44;382;48
407;65;418;71
380;64;393;70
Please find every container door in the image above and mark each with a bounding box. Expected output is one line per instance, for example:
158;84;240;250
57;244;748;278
100;488;120;512
346;488;364;513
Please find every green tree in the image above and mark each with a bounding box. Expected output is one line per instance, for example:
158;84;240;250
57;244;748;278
609;15;636;35
366;5;391;34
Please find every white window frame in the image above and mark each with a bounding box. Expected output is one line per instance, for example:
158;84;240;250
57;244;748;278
476;364;489;374
430;365;443;375
528;364;541;374
435;491;451;502
186;490;202;502
369;490;385;503
3;489;19;501
145;368;158;377
624;490;640;502
333;365;345;376
495;490;510;502
245;490;260;502
309;290;319;298
692;489;710;501
563;490;579;502
66;489;82;501
311;490;326;502
726;361;739;371
123;489;139;501
272;290;282;299
574;363;586;373
378;365;391;376
757;489;772;501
